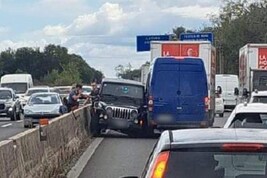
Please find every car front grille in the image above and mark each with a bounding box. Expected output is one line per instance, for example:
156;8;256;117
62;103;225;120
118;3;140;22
0;104;5;110
108;107;137;120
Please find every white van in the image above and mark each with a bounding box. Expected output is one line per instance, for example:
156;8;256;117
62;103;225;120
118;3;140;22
216;74;239;109
0;74;33;97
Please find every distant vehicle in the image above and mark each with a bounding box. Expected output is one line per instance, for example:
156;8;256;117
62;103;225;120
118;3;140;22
140;63;150;86
0;87;21;121
90;78;146;137
53;86;72;99
224;103;267;128
216;74;239;109
82;85;92;95
239;44;267;98
0;74;33;97
23;92;67;128
123;128;267;178
20;86;51;107
215;93;224;117
150;41;216;121
249;90;267;103
146;57;209;131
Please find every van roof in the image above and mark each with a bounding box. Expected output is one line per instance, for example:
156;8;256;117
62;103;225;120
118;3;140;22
1;74;32;83
102;78;144;87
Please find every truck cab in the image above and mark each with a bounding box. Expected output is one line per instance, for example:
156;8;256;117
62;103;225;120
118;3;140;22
0;74;33;98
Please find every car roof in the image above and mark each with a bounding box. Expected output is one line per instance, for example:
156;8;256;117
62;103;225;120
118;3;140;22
102;78;144;87
30;92;59;96
234;103;267;113
28;86;50;90
0;87;13;91
159;129;267;148
251;91;267;96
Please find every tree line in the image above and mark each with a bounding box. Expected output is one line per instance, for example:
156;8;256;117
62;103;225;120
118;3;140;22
0;44;103;86
117;0;267;79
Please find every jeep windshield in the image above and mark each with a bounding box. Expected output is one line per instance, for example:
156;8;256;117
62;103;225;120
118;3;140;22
101;82;144;106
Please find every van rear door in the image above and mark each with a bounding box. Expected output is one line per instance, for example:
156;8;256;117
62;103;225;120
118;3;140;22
178;60;208;122
152;64;181;122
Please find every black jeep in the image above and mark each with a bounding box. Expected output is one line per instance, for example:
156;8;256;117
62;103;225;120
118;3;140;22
91;78;147;137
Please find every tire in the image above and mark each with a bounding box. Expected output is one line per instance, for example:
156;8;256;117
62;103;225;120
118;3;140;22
24;124;29;128
219;113;224;117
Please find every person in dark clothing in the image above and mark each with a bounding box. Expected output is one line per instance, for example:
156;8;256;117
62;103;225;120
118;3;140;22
83;82;100;105
67;84;87;111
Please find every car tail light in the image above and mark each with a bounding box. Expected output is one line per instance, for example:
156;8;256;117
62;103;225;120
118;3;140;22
222;143;264;152
204;97;209;112
150;151;169;178
148;96;154;112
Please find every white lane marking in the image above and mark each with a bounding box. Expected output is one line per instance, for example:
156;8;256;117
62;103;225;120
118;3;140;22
16;120;23;123
1;123;12;128
67;137;104;178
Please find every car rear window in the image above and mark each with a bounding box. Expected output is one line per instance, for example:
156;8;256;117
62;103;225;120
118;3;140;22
230;113;267;128
253;96;267;103
165;151;267;178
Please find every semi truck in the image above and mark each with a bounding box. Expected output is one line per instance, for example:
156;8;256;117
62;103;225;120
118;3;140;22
239;44;267;97
149;41;216;125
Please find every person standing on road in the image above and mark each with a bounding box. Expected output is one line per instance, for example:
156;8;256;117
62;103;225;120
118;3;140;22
67;84;84;112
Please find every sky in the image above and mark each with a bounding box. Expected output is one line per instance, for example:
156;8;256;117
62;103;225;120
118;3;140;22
0;0;221;77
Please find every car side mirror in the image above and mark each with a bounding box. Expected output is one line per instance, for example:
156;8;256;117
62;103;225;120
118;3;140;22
234;88;239;96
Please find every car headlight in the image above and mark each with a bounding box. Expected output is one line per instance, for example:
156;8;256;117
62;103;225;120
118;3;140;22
130;110;138;119
24;109;33;115
51;107;60;114
106;107;113;117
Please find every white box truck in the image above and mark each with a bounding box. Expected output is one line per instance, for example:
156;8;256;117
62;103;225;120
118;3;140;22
239;44;267;97
150;41;216;122
0;74;33;97
140;63;150;86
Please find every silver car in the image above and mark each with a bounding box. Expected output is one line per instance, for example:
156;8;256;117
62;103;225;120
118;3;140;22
23;92;67;128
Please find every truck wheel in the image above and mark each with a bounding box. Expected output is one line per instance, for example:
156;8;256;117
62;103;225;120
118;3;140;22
219;113;224;117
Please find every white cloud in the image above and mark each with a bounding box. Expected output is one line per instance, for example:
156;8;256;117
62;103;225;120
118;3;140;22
0;26;9;34
164;5;219;20
1;1;220;77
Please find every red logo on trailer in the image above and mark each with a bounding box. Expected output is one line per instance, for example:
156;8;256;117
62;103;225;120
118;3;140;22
161;44;199;57
258;48;267;69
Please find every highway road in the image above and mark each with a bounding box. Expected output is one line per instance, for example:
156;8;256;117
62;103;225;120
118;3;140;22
0;117;27;141
78;112;231;178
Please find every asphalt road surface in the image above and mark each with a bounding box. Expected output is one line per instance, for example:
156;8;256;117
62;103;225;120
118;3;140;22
78;112;231;178
0;117;27;141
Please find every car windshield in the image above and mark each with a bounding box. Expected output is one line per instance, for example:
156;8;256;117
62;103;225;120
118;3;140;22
252;96;267;103
102;83;143;99
25;89;49;96
0;90;12;100
29;94;60;105
1;83;27;94
230;113;267;128
164;150;267;178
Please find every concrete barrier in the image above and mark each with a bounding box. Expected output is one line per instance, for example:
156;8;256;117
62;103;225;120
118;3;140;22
0;106;92;178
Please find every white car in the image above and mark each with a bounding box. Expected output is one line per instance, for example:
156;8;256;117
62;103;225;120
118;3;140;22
249;91;267;103
20;86;52;107
224;103;267;128
215;94;224;117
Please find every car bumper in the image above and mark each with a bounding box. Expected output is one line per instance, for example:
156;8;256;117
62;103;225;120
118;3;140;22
24;114;60;124
215;106;224;114
99;118;141;130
